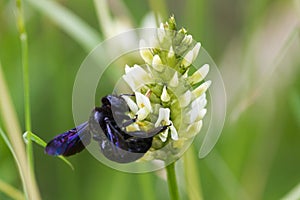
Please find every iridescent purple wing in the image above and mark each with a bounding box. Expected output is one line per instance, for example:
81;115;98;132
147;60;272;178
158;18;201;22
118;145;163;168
45;122;91;156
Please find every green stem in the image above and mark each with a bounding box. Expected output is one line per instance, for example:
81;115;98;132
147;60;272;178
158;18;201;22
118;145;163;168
17;0;34;172
16;0;41;199
166;162;180;200
94;0;113;38
17;0;33;174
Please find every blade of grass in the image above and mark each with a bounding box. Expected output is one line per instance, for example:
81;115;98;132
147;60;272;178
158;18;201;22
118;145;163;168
282;182;300;200
15;0;42;198
289;90;300;128
16;0;37;188
0;61;40;200
0;178;25;200
183;146;203;200
205;151;250;200
231;26;300;121
0;127;26;200
26;0;101;52
94;0;113;38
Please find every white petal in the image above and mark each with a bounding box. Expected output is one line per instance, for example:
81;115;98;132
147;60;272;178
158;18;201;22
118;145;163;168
122;74;136;91
155;108;170;127
191;94;207;111
182;68;189;78
159;130;168;142
161;86;170;102
122;96;138;113
152;54;164;72
186;108;207;123
126;123;140;132
139;40;153;64
159;22;164;29
169;71;179;87
168;46;175;59
123;65;152;91
198;109;207;119
181;50;193;68
124;64;132;74
170;125;178;140
136;107;150;121
180;90;192;108
157;28;165;42
186;120;203;136
192;42;201;60
135;92;152;112
182;34;193;45
188;64;209;85
192;80;211;98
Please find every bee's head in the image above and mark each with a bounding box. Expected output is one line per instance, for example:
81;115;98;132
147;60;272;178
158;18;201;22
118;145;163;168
101;95;128;112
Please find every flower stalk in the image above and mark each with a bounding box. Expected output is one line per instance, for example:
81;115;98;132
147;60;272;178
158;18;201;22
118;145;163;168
166;162;180;200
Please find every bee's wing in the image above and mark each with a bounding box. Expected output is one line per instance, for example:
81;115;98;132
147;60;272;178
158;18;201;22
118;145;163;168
45;122;91;156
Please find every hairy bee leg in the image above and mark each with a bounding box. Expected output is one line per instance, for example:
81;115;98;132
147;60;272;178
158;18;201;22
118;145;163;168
121;115;137;128
126;124;171;138
120;94;135;97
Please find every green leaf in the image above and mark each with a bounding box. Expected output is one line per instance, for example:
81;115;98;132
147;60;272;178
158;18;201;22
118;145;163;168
26;0;101;52
0;127;20;172
289;90;300;127
23;131;74;170
0;127;26;200
23;131;46;147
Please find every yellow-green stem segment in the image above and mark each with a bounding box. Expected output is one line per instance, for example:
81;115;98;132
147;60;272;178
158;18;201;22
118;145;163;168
166;162;180;200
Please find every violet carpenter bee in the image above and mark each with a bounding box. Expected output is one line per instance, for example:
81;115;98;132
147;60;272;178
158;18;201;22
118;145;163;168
45;95;170;163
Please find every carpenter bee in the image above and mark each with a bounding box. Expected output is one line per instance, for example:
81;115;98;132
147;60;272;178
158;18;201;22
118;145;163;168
45;95;170;163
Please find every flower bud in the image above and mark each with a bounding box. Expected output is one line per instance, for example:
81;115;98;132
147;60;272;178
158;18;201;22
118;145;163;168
169;71;179;87
152;55;164;72
192;80;211;98
188;64;209;85
161;86;171;102
139;40;153;64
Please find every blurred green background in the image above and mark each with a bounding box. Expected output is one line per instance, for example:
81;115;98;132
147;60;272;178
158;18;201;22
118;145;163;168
1;0;300;199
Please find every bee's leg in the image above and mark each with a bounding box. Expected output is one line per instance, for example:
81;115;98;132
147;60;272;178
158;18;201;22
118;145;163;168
120;94;135;97
121;115;137;128
126;124;171;138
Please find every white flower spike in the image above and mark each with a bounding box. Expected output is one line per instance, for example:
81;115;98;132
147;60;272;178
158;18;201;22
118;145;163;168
118;16;211;162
